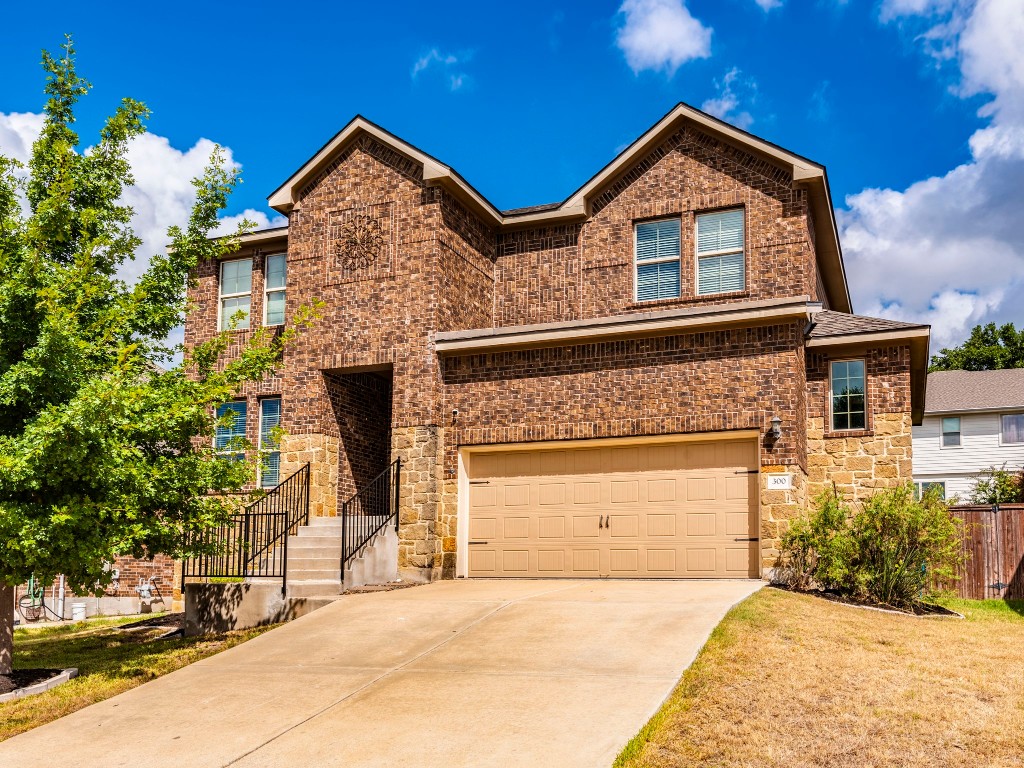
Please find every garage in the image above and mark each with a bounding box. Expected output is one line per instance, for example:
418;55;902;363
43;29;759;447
463;437;760;578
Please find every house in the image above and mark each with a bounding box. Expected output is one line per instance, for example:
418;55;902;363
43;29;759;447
912;369;1024;500
184;103;931;586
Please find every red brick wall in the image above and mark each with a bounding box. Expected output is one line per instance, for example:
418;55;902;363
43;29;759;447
806;345;913;432
324;371;393;501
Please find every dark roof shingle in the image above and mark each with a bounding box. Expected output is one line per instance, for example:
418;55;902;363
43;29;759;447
925;369;1024;413
806;310;927;339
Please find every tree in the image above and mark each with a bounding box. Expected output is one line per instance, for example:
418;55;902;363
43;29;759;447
0;39;316;674
968;466;1024;505
930;322;1024;371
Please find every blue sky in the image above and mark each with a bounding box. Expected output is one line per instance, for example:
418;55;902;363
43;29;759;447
1;0;1022;347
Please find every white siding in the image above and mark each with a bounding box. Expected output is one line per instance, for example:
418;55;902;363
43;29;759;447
913;411;1024;499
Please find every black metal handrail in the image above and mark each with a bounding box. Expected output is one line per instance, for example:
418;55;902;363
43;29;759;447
182;463;311;594
341;459;400;579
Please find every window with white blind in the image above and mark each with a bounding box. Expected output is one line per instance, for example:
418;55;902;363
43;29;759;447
635;218;681;302
264;254;286;327
259;398;282;488
214;401;247;462
696;209;745;295
219;259;252;330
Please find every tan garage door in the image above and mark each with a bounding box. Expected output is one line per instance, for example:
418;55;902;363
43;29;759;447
466;438;759;578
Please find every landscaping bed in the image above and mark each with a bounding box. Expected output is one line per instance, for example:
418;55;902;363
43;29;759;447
0;669;64;696
615;588;1024;767
770;584;963;617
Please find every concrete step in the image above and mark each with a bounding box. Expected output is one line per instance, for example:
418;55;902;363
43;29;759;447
287;580;343;598
288;568;341;582
287;556;339;571
285;545;342;560
288;536;343;549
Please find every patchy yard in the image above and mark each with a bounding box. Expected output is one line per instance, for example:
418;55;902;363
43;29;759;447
0;615;274;742
617;588;1024;768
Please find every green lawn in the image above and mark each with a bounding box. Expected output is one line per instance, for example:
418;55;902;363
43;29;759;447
616;589;1024;768
1;615;274;742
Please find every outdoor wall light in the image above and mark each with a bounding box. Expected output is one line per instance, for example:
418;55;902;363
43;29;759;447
769;415;783;441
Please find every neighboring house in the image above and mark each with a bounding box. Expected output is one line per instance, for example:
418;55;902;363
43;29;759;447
912;369;1024;501
185;102;930;585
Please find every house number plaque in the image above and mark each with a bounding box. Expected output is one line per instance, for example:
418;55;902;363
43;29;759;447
766;473;792;490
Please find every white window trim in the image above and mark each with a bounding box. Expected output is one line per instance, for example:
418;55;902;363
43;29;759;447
940;416;963;450
263;253;287;327
915;480;946;500
695;208;746;297
634;218;682;303
218;258;253;331
998;412;1024;446
828;358;868;433
258;397;282;488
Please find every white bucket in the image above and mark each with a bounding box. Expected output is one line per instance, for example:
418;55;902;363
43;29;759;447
71;602;87;621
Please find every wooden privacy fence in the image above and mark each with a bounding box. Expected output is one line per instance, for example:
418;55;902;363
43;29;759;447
950;504;1024;600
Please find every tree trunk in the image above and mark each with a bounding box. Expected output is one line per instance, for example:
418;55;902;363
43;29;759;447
0;584;13;675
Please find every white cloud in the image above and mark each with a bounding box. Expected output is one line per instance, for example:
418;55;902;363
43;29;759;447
840;0;1024;349
0;113;285;285
616;0;712;76
701;68;756;129
753;0;783;11
411;48;469;92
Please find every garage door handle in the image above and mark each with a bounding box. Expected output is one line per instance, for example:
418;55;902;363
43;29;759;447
733;537;759;542
734;470;759;475
468;540;488;545
469;481;490;485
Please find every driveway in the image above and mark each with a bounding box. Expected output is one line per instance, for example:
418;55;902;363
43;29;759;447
0;579;761;768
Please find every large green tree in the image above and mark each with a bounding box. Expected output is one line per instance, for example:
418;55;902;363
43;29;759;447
930;322;1024;371
0;39;314;674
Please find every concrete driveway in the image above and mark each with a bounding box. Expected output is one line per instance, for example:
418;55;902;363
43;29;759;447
0;579;761;768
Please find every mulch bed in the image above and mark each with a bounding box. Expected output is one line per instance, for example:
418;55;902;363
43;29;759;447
118;612;185;630
769;584;962;617
0;669;64;696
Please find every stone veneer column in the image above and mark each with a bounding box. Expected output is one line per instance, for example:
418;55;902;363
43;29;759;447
759;466;809;577
806;413;914;502
391;425;443;582
279;433;340;517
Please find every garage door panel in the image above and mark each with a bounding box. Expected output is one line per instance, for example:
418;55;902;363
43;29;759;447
466;439;758;578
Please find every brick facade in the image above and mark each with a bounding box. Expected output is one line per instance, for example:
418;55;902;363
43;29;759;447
184;110;920;581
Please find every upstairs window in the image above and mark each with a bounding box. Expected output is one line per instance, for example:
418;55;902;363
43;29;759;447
696;209;745;295
220;259;252;330
1002;413;1024;444
264;254;286;327
215;401;247;462
259;398;282;488
830;359;866;431
941;417;961;448
635;218;681;302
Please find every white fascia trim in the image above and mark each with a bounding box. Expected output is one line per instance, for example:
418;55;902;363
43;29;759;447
805;328;931;348
435;296;814;354
924;405;1024;417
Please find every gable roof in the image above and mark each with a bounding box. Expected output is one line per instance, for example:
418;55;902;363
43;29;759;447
806;310;928;339
925;369;1024;414
266;102;851;312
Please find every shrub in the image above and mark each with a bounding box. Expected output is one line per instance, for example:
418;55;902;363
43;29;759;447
779;484;966;608
968;465;1024;504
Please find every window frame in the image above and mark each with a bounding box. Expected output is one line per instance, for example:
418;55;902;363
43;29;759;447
999;412;1024;446
914;481;946;500
258;397;282;488
218;258;253;331
214;400;248;462
633;217;682;303
695;207;746;297
263;253;287;327
828;358;868;433
940;416;962;449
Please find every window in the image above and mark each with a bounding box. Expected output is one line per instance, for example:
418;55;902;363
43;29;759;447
264;254;286;326
696;209;745;295
941;417;961;448
1002;413;1024;444
635;218;681;301
219;259;252;330
214;401;247;461
830;359;866;431
259;398;282;488
914;481;946;500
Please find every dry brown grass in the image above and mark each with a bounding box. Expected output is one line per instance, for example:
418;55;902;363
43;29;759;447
617;588;1024;768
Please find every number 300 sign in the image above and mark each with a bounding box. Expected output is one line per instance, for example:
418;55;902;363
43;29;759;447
766;474;792;490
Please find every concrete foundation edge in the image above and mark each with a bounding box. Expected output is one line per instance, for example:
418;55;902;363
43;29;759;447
184;583;335;636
